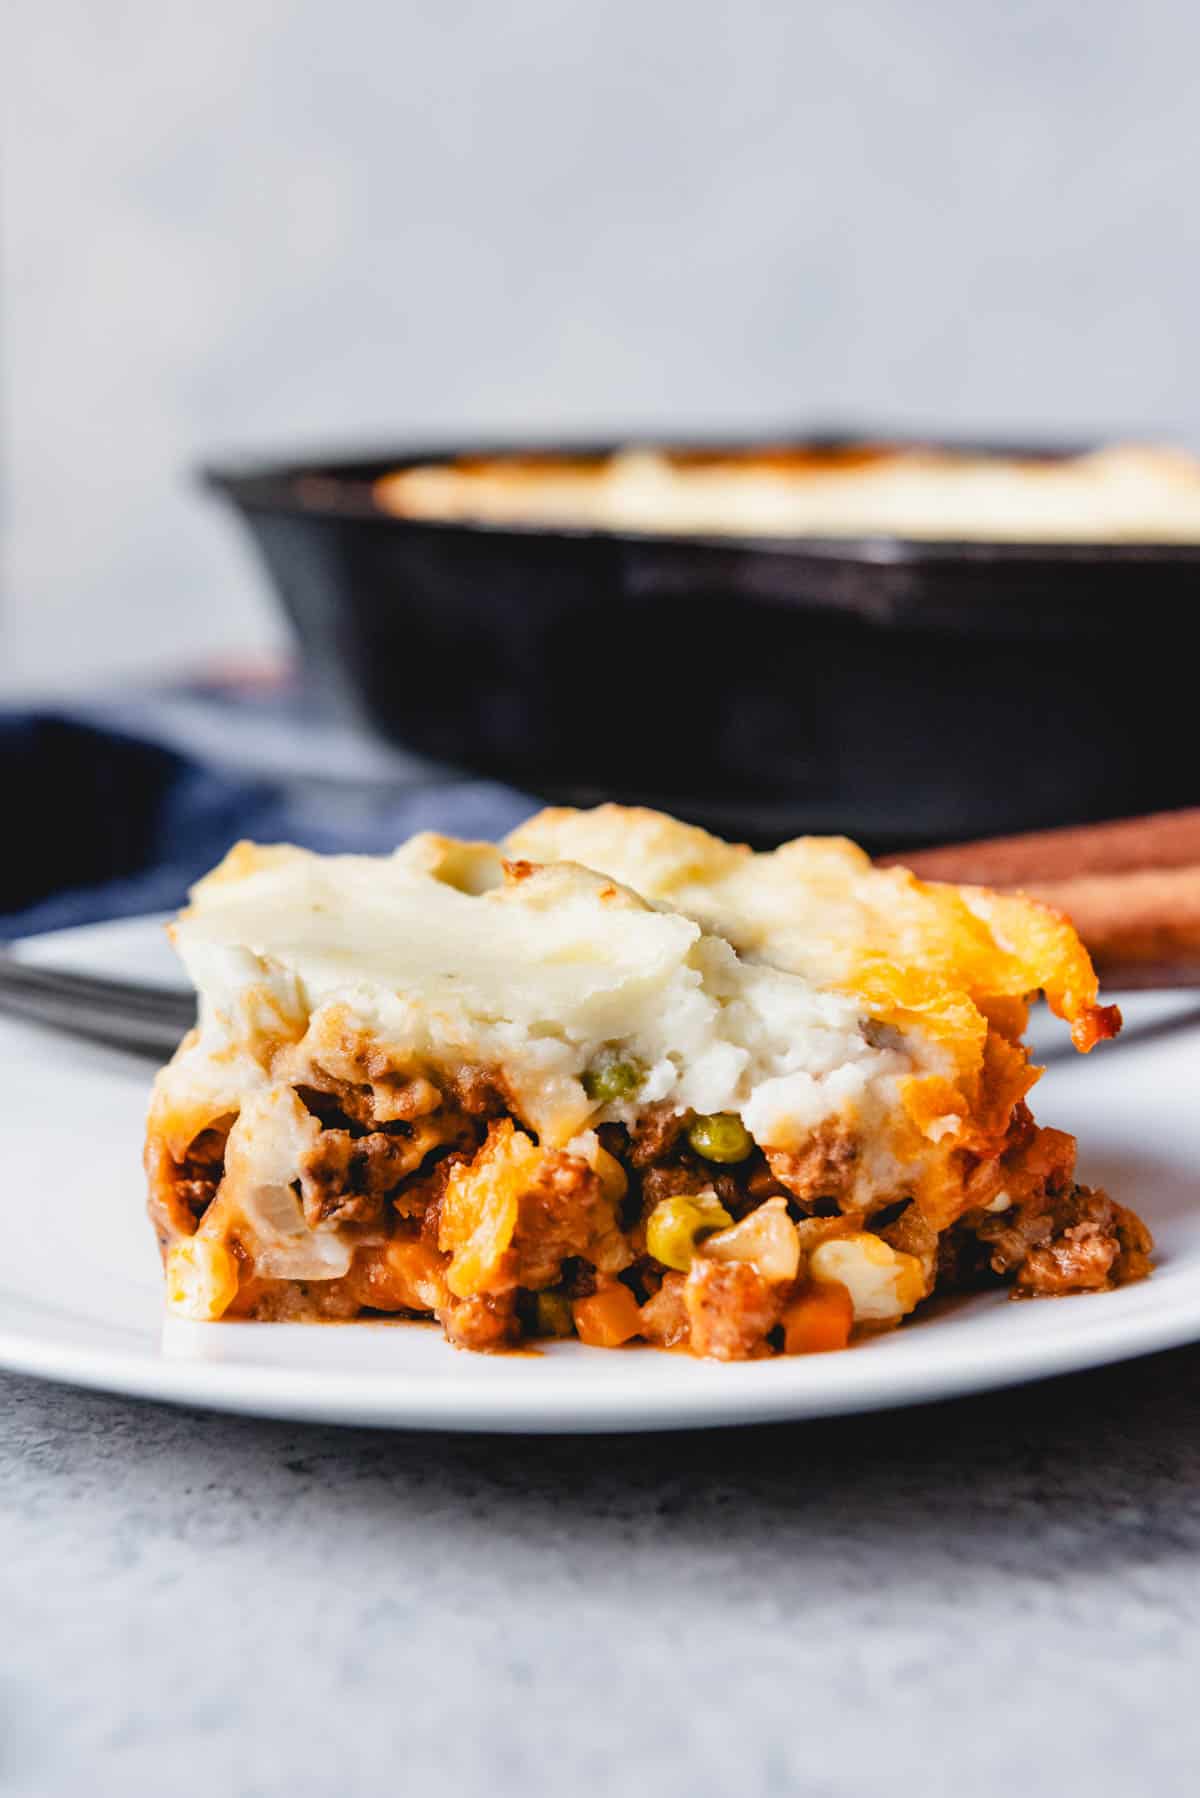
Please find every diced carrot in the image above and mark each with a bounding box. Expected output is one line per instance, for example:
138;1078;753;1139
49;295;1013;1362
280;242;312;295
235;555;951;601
572;1284;644;1348
781;1282;854;1355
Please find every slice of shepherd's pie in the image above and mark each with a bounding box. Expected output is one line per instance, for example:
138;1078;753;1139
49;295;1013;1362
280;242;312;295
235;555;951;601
145;806;1151;1358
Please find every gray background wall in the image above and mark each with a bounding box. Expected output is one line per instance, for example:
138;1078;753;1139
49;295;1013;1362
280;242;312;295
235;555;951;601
4;0;1198;690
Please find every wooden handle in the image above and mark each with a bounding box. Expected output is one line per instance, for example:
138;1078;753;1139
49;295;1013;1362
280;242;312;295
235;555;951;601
878;809;1200;982
879;807;1200;885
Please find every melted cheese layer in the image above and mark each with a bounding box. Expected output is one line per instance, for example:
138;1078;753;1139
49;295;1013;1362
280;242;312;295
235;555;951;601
503;806;1114;1056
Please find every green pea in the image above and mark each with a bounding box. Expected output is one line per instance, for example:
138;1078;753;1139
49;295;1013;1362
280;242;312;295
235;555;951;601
687;1112;753;1164
534;1291;575;1337
583;1048;646;1104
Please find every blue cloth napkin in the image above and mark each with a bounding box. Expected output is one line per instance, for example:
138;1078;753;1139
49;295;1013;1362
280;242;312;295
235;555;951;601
2;708;538;941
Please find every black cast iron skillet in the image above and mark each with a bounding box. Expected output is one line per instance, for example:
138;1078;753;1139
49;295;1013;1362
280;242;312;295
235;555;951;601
203;433;1200;850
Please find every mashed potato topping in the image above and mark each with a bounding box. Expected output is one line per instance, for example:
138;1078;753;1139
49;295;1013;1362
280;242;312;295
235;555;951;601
163;837;926;1168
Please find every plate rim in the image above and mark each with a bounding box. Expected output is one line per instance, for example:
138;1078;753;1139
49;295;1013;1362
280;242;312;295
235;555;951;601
3;1283;1200;1434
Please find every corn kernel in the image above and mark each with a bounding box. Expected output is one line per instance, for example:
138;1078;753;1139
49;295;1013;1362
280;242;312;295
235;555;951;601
646;1191;733;1272
700;1197;800;1284
808;1232;925;1323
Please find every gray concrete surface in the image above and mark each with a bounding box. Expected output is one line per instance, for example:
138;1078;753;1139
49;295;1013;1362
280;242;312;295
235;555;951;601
5;0;1200;690
3;1346;1199;1796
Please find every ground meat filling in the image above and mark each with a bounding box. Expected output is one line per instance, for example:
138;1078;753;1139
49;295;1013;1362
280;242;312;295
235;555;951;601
988;1185;1153;1296
626;1104;689;1168
174;1125;231;1220
296;1115;475;1230
145;1117;235;1245
685;1261;781;1360
511;1154;615;1289
639;1271;690;1348
442;1290;520;1353
766;1126;860;1213
156;1058;1152;1353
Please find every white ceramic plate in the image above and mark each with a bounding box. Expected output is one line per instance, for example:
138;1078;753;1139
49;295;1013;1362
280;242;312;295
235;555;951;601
3;915;1199;1432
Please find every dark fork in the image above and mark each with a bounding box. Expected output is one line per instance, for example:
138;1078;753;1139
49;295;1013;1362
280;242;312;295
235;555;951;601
0;950;195;1058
